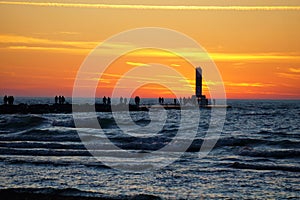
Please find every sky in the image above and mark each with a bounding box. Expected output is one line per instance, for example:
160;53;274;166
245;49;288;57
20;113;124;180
0;0;300;99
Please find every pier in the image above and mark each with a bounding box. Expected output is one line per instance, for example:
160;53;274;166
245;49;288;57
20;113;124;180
0;103;230;114
1;67;230;114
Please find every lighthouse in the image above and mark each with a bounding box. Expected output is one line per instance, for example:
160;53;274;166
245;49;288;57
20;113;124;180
194;67;208;106
195;67;202;97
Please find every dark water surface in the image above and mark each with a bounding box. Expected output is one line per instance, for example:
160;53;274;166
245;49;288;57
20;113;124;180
0;99;299;199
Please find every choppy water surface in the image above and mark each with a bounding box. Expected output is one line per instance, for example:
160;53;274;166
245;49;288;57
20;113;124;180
0;99;299;199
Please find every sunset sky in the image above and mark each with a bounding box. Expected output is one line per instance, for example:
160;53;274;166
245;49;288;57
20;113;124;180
0;0;300;99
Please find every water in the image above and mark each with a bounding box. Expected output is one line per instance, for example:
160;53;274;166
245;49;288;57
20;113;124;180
0;99;299;199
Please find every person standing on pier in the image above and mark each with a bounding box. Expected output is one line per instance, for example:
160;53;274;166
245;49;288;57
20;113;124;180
103;96;107;105
120;96;123;104
107;97;111;105
135;96;140;107
3;95;8;105
7;96;14;105
61;96;65;104
55;96;58;104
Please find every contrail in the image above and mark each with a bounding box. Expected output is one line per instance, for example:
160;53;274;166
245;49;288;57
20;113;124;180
0;1;300;11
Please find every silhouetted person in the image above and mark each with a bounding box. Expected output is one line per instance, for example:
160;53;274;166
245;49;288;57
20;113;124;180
124;98;127;105
58;96;62;104
8;96;14;105
161;97;164;104
55;96;58;104
61;96;65;104
107;97;111;105
174;98;177;105
135;96;140;107
158;97;161;104
3;95;8;105
120;96;123;104
103;96;107;105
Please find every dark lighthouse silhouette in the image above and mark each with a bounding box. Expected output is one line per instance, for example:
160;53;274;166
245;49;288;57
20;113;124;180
196;67;202;98
195;67;208;106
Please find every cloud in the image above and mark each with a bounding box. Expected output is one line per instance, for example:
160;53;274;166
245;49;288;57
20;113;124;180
1;34;300;63
277;72;300;80
0;34;137;55
33;31;80;36
128;49;300;62
210;53;300;62
276;67;300;79
126;61;150;67
0;1;300;11
225;82;275;87
289;67;300;73
7;45;90;54
0;34;98;48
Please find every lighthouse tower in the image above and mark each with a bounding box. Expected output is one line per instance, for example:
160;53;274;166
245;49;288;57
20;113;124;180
195;67;202;97
195;67;208;106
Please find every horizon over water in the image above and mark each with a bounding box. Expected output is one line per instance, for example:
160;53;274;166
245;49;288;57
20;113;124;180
1;96;300;105
0;98;299;199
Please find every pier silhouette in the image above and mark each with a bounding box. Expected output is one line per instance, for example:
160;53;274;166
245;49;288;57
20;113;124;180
0;67;230;114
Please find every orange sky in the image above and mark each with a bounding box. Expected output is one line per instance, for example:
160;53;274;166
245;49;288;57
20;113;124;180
0;0;300;99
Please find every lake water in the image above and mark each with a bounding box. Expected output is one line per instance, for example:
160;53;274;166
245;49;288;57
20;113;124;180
0;99;299;199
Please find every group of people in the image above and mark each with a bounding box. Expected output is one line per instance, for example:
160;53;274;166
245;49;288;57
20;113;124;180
103;96;131;105
158;97;198;105
119;96;128;104
54;96;66;104
159;97;178;105
158;97;165;104
3;95;14;105
102;96;111;105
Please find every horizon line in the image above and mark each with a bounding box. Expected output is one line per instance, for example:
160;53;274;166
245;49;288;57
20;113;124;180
2;96;300;100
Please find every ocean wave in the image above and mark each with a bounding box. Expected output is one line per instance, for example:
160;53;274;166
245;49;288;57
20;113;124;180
0;141;85;150
257;130;300;138
52;119;75;128
0;188;162;200
98;117;118;129
230;162;300;172
0;156;111;169
0;147;91;156
0;128;81;142
0;115;48;133
239;149;300;158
